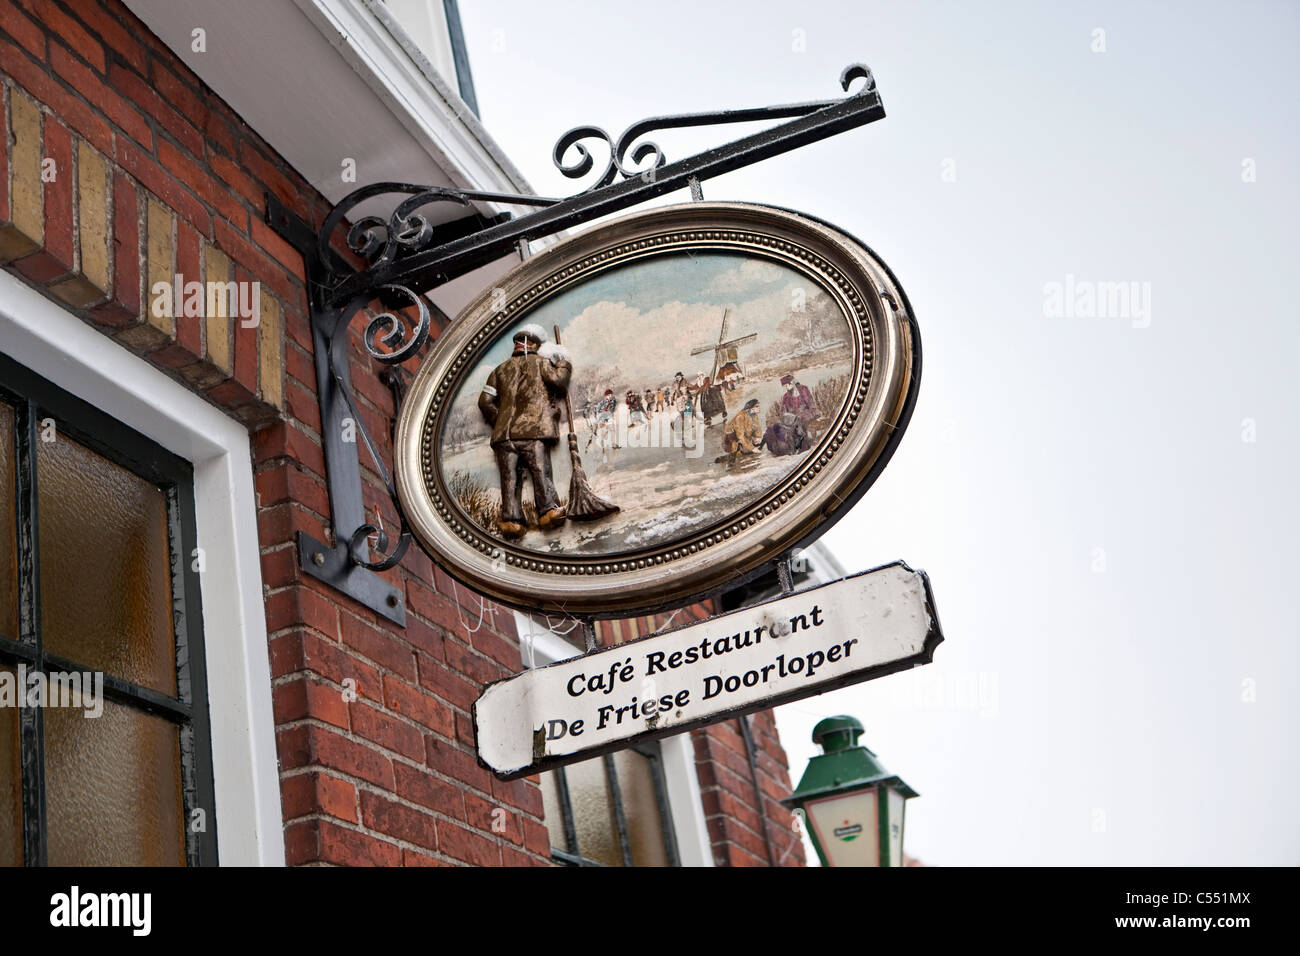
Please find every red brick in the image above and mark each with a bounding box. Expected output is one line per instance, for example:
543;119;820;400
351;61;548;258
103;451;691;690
208;149;259;210
0;38;113;154
265;576;337;635
402;849;445;866
438;819;500;867
250;421;325;477
297;631;382;703
268;630;305;679
502;845;543;867
383;675;455;738
453;711;475;748
256;500;327;549
273;675;350;730
255;463;328;518
173;220;203;351
115;138;208;232
213;205;302;309
490;774;543;818
465;791;522;846
279;723;394;791
283;819;318;866
230;269;260;396
203;109;236;157
33;0;104;72
281;376;321;441
149;60;204;124
360;791;438;852
14;117;73;283
402;612;444;662
471;626;520;671
393;761;463;819
157;137;244;228
415;653;478;713
250;212;305;279
90;170;141;326
349;701;424;762
317;820;401;867
521;817;550;858
425;735;493;794
285;341;314;392
443;637;500;687
238;138;310;221
280;771;358;824
105;61;202;156
259;545;298;589
340;612;416;680
406;579;473;640
69;0;147;75
0;0;44;60
47;44;150;150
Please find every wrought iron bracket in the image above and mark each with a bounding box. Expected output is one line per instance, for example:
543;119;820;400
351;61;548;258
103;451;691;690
265;63;887;627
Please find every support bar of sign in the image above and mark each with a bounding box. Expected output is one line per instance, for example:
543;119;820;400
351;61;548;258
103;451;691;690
473;562;943;779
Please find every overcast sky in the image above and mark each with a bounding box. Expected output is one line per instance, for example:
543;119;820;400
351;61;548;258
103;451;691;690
459;0;1299;866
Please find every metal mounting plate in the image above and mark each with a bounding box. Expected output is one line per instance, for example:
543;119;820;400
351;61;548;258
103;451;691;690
297;531;406;626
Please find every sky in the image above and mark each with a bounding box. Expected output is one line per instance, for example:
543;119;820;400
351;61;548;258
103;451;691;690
457;0;1299;866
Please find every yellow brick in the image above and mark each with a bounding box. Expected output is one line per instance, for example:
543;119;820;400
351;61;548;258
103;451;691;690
75;140;109;291
203;244;232;376
258;287;283;410
145;197;174;337
51;140;111;308
0;90;43;262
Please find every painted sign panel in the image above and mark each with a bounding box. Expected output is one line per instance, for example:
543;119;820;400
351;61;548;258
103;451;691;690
473;562;943;779
394;202;920;615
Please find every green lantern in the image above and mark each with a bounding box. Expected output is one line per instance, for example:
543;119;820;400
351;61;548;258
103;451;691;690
781;715;917;867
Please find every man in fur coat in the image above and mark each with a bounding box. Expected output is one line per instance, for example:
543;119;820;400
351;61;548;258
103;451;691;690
477;324;571;538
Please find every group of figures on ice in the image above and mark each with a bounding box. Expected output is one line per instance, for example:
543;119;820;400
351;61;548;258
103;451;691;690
476;323;824;541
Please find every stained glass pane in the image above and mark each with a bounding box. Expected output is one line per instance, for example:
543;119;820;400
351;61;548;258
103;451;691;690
0;664;20;865
45;699;185;866
566;758;621;866
0;403;16;641
612;749;670;866
37;431;177;696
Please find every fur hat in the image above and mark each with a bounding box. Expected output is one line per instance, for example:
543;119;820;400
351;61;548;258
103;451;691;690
513;323;547;345
744;399;760;411
780;374;794;385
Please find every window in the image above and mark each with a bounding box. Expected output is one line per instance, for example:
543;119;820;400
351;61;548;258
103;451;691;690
539;742;679;867
0;354;217;866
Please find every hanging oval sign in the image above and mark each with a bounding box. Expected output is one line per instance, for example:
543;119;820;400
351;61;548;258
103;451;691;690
394;202;919;615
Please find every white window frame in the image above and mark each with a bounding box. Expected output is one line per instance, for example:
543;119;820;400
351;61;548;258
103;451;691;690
513;611;714;867
0;270;285;865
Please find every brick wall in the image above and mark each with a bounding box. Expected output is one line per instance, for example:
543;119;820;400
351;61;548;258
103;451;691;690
0;0;804;867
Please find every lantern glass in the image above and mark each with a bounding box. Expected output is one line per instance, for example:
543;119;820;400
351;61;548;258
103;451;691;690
804;787;880;867
884;786;905;866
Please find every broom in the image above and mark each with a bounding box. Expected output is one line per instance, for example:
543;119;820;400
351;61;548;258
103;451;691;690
554;325;619;521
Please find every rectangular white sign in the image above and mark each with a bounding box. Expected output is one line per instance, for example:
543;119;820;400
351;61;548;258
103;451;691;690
473;562;943;778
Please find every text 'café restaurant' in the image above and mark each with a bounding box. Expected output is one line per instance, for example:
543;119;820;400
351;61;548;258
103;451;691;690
0;0;933;868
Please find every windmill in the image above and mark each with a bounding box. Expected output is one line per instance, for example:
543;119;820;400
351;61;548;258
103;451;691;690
690;309;758;387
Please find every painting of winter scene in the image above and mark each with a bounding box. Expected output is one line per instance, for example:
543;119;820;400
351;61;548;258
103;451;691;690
439;250;855;556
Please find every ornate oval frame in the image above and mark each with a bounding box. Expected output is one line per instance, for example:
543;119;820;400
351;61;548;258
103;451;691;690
394;202;919;615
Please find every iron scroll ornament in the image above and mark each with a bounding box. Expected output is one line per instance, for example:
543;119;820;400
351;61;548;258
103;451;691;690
392;201;921;617
270;63;892;622
305;64;882;310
